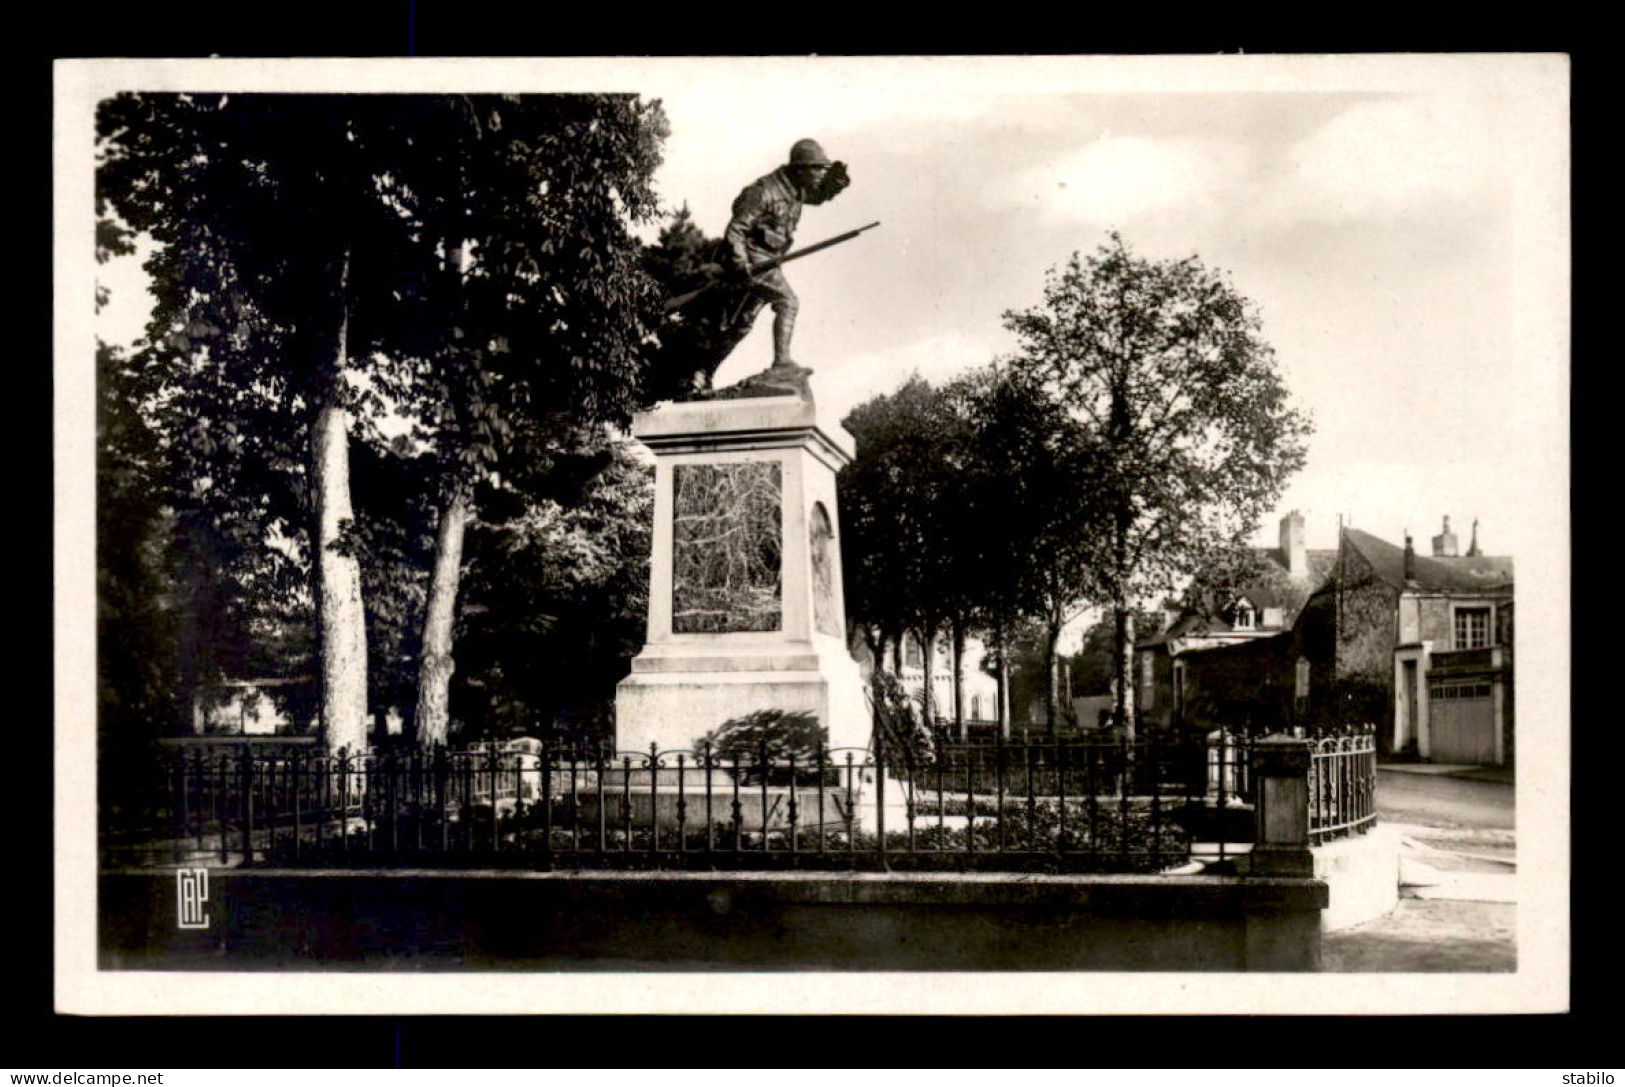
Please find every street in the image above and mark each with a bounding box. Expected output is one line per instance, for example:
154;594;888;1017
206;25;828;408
1375;767;1516;833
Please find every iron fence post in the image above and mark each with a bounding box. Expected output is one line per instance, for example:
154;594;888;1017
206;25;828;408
702;741;715;857
650;742;661;858
540;739;555;868
814;742;826;855
676;752;688;860
240;748;253;865
874;727;887;869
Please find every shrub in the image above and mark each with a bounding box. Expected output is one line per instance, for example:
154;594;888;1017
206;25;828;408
693;709;828;785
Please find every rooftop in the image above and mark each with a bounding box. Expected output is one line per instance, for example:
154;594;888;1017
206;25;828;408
1341;528;1514;593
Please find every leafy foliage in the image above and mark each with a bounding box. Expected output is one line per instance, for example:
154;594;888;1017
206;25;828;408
841;366;1105;730
889;801;1190;872
953;365;1105;728
1063;609;1163;704
839;376;977;717
868;671;934;770
450;443;654;746
347;440;438;716
639;206;755;399
1004;233;1312;730
96;92;673;752
97;338;187;751
1180;541;1312;626
694;709;828;786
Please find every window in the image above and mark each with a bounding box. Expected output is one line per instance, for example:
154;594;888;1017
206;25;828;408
1454;607;1492;650
1430;680;1492;701
1141;653;1156;709
1231;600;1254;630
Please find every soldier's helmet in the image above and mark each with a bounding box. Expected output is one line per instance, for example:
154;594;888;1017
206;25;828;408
788;139;832;167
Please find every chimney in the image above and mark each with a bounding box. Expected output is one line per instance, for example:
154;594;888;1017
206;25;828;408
1403;532;1417;583
1431;515;1458;558
1279;509;1306;579
1466;518;1483;558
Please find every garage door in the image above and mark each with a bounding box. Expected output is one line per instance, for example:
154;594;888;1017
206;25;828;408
1428;679;1497;764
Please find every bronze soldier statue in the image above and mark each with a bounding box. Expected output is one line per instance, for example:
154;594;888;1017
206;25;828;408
649;140;861;399
716;139;851;391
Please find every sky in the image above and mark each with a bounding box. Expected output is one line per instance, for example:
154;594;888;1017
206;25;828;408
633;58;1566;565
86;56;1569;563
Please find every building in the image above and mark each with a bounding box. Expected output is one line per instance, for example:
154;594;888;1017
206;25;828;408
854;630;1003;732
1163;516;1513;764
187;677;408;743
1136;511;1336;735
189;677;316;736
1298;517;1513;762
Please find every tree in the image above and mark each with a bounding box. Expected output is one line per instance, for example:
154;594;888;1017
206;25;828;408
840;377;964;723
841;366;1105;737
97;93;670;755
639;206;752;400
97;337;187;825
1069;608;1162;700
383;94;669;749
1005;234;1312;739
98;93;459;752
1181;539;1314;623
450;441;653;748
951;364;1103;735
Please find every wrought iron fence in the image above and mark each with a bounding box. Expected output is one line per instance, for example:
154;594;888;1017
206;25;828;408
1306;725;1379;844
103;730;1265;875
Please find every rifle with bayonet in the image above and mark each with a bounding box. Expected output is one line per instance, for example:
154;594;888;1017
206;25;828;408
662;221;881;312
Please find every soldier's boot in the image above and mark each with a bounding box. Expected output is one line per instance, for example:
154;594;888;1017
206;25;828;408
771;306;810;375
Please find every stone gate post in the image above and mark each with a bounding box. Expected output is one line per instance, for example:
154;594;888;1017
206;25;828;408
1248;734;1314;877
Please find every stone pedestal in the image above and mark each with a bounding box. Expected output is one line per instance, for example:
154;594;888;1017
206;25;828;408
1247;736;1315;877
614;387;871;757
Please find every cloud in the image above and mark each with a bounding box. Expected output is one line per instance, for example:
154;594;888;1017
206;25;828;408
1267;95;1505;226
650;77;1006;233
818;331;1005;424
1001;135;1248;227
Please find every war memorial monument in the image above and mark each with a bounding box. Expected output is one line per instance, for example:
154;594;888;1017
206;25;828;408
615;138;873;756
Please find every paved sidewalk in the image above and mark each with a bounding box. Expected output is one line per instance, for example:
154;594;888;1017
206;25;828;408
1320;823;1516;972
1321;897;1516;972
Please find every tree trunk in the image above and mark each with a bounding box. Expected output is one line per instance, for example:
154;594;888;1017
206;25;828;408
861;625;884;678
313;398;369;756
312;250;369;756
1044;619;1062;739
950;618;966;740
1062;656;1073;727
919;626;937;727
995;615;1011;740
414;487;472;749
1114;604;1137;742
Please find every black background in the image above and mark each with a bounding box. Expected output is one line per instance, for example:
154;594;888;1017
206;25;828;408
27;6;1591;1067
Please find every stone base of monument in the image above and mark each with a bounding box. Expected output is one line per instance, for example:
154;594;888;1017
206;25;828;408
855;769;914;840
613;377;873;757
614;638;871;757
